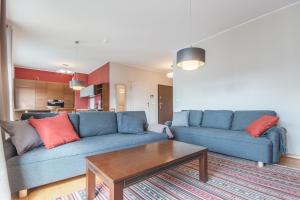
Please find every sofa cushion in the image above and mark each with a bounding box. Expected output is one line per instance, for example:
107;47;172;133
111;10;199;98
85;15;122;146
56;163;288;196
188;110;203;127
202;110;233;129
117;111;148;132
172;111;189;127
171;126;271;146
6;132;167;166
1;120;42;155
3;138;17;160
79;112;117;137
171;126;272;163
232;110;277;131
29;113;80;149
118;114;145;134
246;115;279;137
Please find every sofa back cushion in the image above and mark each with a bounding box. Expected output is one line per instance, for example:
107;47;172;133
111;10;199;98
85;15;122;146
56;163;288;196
67;113;80;133
79;112;117;137
117;114;145;134
21;112;57;120
117;111;148;132
232;110;277;131
172;111;189;127
201;110;234;129
188;110;203;126
21;112;80;133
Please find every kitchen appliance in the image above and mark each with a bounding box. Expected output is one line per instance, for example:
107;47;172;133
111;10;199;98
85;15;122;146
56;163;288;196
47;99;64;110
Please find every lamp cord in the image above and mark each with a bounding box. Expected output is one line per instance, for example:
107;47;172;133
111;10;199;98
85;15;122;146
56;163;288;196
74;41;79;80
189;0;192;47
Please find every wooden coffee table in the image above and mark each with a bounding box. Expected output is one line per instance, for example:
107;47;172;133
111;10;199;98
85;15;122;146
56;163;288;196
86;140;208;200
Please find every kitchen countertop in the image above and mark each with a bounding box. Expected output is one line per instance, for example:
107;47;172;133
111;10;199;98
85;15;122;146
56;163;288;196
14;108;51;112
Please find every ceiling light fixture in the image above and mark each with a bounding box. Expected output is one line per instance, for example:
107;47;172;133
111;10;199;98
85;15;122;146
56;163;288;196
166;65;174;79
166;71;173;79
176;0;205;70
56;68;74;74
69;41;85;91
103;38;109;43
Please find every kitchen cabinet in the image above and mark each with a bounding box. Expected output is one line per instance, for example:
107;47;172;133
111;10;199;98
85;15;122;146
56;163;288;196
14;79;75;110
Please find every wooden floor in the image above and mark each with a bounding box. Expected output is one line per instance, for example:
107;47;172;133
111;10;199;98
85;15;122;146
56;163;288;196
278;156;300;168
12;156;300;200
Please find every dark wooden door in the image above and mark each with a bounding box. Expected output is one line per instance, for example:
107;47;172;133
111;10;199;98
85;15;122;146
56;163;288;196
158;85;173;124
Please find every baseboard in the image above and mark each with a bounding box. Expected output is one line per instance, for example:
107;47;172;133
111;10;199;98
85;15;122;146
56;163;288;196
285;154;300;160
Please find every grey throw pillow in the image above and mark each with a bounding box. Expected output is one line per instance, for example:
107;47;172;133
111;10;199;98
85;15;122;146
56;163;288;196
3;138;17;160
1;120;43;155
172;111;189;126
119;114;145;134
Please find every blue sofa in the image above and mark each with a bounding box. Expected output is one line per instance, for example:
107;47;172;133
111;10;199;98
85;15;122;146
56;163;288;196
170;110;285;165
2;111;168;193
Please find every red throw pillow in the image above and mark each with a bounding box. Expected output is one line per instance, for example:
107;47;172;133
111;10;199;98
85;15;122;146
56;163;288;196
29;112;80;149
246;115;279;137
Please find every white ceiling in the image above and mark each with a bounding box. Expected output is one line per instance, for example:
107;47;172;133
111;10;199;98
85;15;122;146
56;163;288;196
7;0;299;73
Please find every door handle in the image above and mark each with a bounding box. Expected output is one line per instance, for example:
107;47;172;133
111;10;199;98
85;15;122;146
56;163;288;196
159;102;163;110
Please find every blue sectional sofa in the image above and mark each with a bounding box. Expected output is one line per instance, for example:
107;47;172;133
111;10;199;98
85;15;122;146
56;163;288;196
2;111;168;193
170;110;285;165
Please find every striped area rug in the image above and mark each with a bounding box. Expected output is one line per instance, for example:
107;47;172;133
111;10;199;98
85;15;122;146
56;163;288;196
56;152;300;200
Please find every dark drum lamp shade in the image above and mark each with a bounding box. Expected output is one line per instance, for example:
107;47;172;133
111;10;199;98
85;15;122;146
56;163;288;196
176;47;205;70
69;79;85;91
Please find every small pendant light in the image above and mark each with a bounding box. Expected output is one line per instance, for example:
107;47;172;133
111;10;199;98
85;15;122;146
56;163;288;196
166;71;173;79
69;73;85;91
176;0;205;70
69;41;85;91
166;65;174;79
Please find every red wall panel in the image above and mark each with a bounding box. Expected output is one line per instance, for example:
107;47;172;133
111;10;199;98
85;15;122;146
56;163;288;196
87;62;110;108
74;73;89;109
15;66;73;83
88;62;110;85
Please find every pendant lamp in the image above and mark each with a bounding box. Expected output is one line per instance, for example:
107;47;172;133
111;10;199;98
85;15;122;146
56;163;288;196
69;75;85;91
69;41;85;91
176;0;205;70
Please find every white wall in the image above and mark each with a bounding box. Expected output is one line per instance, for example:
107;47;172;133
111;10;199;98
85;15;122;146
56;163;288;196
174;4;300;156
109;63;172;124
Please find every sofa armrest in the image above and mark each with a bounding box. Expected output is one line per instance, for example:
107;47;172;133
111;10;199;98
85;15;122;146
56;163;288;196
164;121;172;127
263;126;285;163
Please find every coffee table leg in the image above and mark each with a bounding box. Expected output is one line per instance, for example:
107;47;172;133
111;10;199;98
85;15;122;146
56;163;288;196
87;167;96;200
199;151;208;182
109;182;123;200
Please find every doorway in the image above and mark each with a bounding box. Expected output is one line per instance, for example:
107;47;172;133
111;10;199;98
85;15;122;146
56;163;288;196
115;84;127;112
158;85;173;124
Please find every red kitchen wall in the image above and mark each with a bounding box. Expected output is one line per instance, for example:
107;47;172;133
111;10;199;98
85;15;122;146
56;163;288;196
88;62;110;85
15;66;73;83
87;62;110;108
14;63;110;109
74;73;89;109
